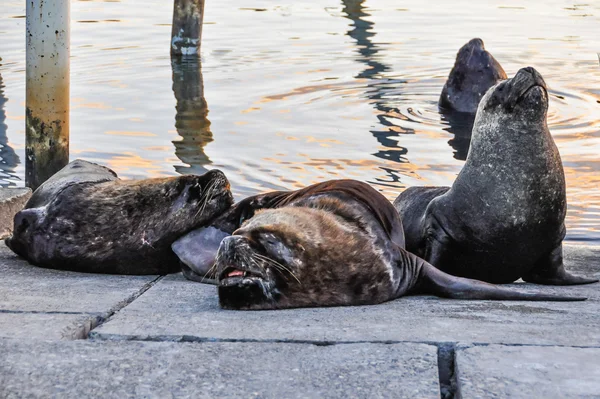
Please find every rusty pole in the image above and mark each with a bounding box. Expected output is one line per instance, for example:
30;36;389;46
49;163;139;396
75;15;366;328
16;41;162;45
26;0;70;190
171;0;205;56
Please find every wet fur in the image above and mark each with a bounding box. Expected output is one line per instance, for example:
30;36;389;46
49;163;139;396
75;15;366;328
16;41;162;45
440;38;507;114
6;160;233;274
206;180;584;310
396;68;597;286
217;193;419;310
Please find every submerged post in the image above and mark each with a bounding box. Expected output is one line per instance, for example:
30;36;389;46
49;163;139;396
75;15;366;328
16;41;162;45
171;0;205;56
26;0;70;190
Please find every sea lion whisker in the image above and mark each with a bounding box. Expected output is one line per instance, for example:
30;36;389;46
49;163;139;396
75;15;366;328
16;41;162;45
195;180;217;218
201;263;218;282
253;253;301;284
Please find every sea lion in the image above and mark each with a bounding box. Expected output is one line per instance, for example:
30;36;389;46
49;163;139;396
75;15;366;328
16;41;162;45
5;159;233;275
174;180;584;310
439;38;507;114
395;67;598;286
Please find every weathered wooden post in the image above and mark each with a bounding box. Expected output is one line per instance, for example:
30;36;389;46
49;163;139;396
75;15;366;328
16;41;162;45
171;0;205;56
26;0;70;190
171;56;213;175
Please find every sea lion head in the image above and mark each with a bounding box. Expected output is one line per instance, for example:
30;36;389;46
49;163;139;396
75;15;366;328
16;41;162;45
477;66;548;125
216;206;396;310
171;169;233;226
440;38;507;114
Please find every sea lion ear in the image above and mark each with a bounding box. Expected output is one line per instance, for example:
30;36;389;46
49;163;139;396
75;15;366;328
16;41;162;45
416;263;586;302
172;226;230;283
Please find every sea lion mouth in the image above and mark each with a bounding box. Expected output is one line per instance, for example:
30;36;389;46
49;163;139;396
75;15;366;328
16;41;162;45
511;67;547;105
218;265;267;286
517;83;546;104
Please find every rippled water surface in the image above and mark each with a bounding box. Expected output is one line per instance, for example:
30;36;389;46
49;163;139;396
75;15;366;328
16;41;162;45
1;0;599;241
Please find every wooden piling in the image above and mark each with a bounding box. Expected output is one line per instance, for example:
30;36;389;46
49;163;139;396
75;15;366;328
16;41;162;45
25;0;70;189
171;0;205;56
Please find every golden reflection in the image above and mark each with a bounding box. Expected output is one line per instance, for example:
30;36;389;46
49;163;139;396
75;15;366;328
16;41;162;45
170;55;213;175
105;152;163;176
105;131;157;137
259;81;360;103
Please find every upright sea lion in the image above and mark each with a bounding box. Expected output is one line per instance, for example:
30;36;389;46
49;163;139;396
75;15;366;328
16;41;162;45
5;159;233;275
395;67;598;286
439;38;507;114
174;180;584;310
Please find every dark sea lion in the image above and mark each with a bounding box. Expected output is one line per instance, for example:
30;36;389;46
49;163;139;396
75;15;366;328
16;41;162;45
5;159;233;275
439;38;507;114
395;67;598;286
175;180;584;310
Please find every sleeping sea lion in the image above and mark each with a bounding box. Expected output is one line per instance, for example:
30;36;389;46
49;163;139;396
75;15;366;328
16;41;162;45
395;67;598;286
5;159;233;274
173;180;585;310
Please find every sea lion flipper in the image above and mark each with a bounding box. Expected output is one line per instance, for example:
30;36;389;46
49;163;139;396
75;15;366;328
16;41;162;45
172;226;230;282
522;245;599;286
417;263;587;302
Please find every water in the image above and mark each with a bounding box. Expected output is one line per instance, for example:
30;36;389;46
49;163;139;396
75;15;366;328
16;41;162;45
1;0;599;242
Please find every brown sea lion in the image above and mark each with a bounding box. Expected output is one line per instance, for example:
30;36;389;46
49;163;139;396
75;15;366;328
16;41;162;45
395;67;598;286
174;180;585;310
5;159;233;275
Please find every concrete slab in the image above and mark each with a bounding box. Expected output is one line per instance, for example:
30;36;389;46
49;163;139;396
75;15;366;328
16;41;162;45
0;313;100;340
0;243;158;313
92;245;600;346
0;339;440;398
456;344;600;398
0;188;31;239
0;243;159;340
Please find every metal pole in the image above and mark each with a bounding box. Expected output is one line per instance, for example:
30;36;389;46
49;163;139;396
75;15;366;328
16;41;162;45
171;0;205;56
26;0;70;190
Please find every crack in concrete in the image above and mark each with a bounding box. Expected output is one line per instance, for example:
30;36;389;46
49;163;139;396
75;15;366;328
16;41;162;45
437;343;457;399
0;309;91;315
87;333;600;349
66;275;165;340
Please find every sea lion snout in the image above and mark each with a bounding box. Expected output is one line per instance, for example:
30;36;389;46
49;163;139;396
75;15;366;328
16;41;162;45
440;38;507;114
482;66;548;114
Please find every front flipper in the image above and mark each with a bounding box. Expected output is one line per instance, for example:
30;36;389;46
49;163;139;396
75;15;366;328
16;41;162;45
522;244;598;285
415;262;586;302
172;226;230;284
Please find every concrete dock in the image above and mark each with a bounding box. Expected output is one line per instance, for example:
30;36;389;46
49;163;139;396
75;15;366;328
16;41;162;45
0;187;599;397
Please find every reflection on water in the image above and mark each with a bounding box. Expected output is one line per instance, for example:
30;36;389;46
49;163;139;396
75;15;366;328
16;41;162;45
342;0;410;180
440;111;475;161
0;73;19;186
171;56;213;176
1;0;599;242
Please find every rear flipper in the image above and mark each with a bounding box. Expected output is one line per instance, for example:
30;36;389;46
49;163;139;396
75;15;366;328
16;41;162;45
172;226;230;284
415;262;587;302
522;244;598;286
